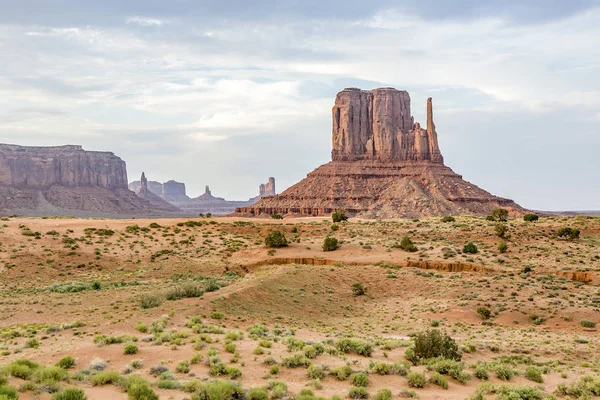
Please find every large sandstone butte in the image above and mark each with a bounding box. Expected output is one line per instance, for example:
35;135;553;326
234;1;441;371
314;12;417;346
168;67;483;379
237;88;524;218
0;144;176;216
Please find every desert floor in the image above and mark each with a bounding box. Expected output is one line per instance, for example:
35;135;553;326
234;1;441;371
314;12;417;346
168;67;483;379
0;214;599;400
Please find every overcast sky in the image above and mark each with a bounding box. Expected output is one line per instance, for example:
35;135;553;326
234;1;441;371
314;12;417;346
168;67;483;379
1;0;599;210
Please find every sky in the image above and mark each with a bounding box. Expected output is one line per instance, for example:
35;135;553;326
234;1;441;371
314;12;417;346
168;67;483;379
0;0;599;210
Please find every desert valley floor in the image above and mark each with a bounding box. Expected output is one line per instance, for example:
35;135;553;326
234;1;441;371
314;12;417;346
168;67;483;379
0;214;599;400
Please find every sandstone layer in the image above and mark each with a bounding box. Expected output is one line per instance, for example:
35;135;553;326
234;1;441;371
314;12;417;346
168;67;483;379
0;144;177;216
237;88;524;218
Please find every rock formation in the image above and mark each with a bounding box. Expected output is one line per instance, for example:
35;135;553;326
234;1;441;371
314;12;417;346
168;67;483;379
0;144;176;216
133;172;182;213
129;177;277;215
236;88;524;218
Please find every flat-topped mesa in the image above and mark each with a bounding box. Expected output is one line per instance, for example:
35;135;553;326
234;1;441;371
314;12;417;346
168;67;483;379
0;143;128;189
331;88;443;163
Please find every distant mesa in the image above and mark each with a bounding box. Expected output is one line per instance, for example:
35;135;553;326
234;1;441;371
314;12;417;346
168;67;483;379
129;176;276;215
237;87;524;218
0;144;175;216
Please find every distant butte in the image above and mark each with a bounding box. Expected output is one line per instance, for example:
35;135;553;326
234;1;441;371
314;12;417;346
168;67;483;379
236;88;524;218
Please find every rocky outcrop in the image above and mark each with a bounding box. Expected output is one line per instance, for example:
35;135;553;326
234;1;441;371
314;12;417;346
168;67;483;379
331;88;442;163
260;177;276;197
237;87;524;218
0;144;177;216
0;144;128;189
133;172;182;212
162;180;188;202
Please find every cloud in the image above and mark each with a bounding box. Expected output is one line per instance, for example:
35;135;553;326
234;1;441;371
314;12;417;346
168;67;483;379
126;16;166;26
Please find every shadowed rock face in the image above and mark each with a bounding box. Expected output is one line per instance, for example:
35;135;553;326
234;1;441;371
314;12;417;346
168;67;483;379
0;144;128;189
237;87;524;218
331;88;442;163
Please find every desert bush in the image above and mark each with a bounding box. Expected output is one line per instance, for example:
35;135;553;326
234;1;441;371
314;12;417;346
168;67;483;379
52;387;87;400
264;231;288;248
525;366;543;383
477;307;491;320
33;366;67;384
556;376;600;398
496;386;545;400
165;283;205;300
139;293;163;309
128;382;158;400
463;242;478;254
331;365;353;380
2;360;39;380
494;365;516;381
474;365;489;380
191;380;244;400
491;208;508;221
351;282;367;297
399;236;418;252
373;389;391;400
580;320;596;328
281;354;311;368
407;330;461;364
90;371;122;386
176;361;190;374
0;385;18;400
307;365;324;379
135;322;147;333
407;372;426;388
56;356;76;369
495;223;508;238
335;338;373;357
441;216;455;223
350;372;369;387
497;240;508;253
322;237;339;251
248;387;269;400
349;386;369;399
125;224;140;234
332;210;348;223
124;343;138;355
523;213;539;222
429;372;448;389
556;227;580;240
271;214;283;219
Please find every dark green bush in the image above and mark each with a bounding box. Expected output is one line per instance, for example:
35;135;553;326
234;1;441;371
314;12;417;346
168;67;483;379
52;387;87;400
495;223;508;238
441;216;455;223
348;386;369;399
581;320;596;328
322;237;339;252
350;372;369;387
351;282;366;297
332;210;348;223
523;213;539;222
407;372;426;388
463;242;478;254
139;293;163;309
270;214;283;220
0;385;18;400
556;227;580;240
491;208;508;221
477;307;491;320
56;356;76;369
497;240;508;253
407;330;461;364
264;231;288;248
399;236;418;252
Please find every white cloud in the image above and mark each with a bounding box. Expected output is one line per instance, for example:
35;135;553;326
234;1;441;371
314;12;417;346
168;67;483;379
126;17;166;26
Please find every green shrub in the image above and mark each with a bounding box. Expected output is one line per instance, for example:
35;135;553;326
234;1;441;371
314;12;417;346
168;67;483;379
373;389;391;400
268;381;288;399
33;366;67;383
332;210;348;223
271;214;283;219
441;216;455;223
165;283;205;300
556;227;580;240
227;366;241;379
491;208;508;221
176;361;190;374
496;386;545;400
495;365;516;381
224;342;236;353
348;386;369;399
525;366;543;383
56;356;76;369
350;372;369;387
2;360;40;380
307;365;324;379
128;382;158;400
248;387;269;400
429;372;448;389
264;231;288;248
581;320;596;328
335;338;373;357
474;365;489;380
52;387;87;400
191;380;244;400
497;240;508;253
135;322;148;333
25;338;39;348
408;330;461;364
331;365;353;380
124;343;138;355
495;223;508;238
463;242;478;254
158;380;181;390
523;213;539;222
90;371;123;386
0;385;18;400
477;307;491;320
322;237;339;251
139;293;163;309
281;354;311;368
351;282;366;297
407;372;426;388
399;236;418;252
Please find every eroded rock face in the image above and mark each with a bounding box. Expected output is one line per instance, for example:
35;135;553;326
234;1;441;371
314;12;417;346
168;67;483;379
331;88;442;163
259;177;276;196
163;180;187;199
0;144;128;189
237;87;524;218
